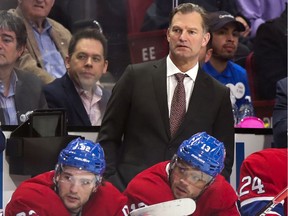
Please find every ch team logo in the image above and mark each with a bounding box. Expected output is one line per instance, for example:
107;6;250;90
16;210;39;216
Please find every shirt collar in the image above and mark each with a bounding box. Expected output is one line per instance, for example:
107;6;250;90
166;56;198;82
31;18;52;33
74;82;103;98
0;70;18;96
204;61;233;78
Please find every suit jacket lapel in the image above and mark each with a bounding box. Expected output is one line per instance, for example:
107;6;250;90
98;88;110;120
151;59;171;138
49;20;69;59
62;74;91;125
15;7;43;68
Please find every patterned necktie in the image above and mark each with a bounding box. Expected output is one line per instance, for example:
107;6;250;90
170;73;186;137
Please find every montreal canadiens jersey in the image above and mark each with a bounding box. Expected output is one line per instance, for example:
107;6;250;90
238;148;287;216
5;171;129;216
124;161;240;216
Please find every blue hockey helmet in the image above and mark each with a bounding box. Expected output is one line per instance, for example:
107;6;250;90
177;132;225;177
58;137;106;175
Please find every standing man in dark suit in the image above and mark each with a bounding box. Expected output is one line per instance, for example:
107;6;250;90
43;28;110;126
0;11;47;125
98;3;234;191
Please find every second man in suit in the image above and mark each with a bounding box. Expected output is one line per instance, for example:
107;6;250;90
98;3;234;191
43;28;110;126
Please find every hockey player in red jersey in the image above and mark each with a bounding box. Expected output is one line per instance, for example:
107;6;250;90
124;132;240;215
5;138;129;216
238;148;287;216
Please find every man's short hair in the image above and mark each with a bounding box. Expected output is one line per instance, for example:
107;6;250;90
0;10;27;49
68;28;108;59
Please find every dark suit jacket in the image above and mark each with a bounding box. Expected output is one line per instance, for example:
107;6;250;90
254;5;287;100
43;73;111;126
273;77;287;148
0;68;48;125
98;58;234;191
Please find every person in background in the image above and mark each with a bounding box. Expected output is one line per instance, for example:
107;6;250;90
9;0;71;84
273;77;287;148
236;0;286;39
238;148;287;215
0;11;47;125
124;132;240;215
253;4;287;100
5;138;129;216
43;28;110;126
202;11;251;110
98;3;234;191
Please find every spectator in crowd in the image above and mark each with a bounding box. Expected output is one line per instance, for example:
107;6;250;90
238;148;287;215
5;138;130;216
125;132;240;215
9;0;72;84
202;11;251;109
236;0;286;39
253;4;287;100
98;3;234;191
0;11;47;125
273;77;287;148
43;28;110;126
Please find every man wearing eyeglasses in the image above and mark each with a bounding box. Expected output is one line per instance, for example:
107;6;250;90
5;138;129;216
124;132;240;215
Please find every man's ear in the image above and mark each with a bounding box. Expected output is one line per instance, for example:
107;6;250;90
166;28;171;43
17;45;25;58
65;56;70;69
202;32;210;47
204;48;213;63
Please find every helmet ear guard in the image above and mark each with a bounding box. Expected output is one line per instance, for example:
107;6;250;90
169;154;178;171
